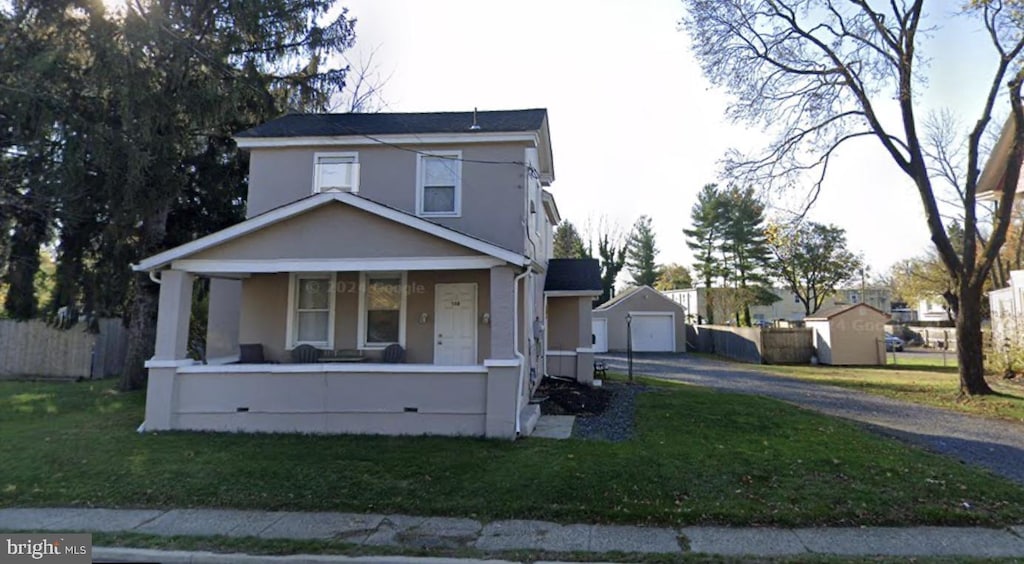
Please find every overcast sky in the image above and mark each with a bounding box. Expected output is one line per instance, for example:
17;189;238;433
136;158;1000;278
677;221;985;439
339;0;1002;282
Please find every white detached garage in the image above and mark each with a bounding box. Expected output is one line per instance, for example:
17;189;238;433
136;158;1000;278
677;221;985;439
592;286;687;353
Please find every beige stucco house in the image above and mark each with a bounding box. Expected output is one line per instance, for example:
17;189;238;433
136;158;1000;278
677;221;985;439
133;109;599;439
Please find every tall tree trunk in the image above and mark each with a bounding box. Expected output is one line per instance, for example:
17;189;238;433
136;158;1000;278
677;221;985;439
957;282;993;396
119;272;159;391
119;208;170;392
4;210;47;320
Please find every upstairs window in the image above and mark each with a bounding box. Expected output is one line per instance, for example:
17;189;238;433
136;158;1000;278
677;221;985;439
313;152;359;193
417;152;461;217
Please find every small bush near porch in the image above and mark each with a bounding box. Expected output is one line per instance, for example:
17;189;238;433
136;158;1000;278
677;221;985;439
4;378;1024;527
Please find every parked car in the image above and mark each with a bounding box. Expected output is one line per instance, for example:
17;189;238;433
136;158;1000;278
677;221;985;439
885;333;904;352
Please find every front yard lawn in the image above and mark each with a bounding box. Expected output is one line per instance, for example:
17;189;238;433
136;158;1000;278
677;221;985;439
4;378;1024;527
755;362;1024;424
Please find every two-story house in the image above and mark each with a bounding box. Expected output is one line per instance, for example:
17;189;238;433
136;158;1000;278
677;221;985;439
133;109;601;439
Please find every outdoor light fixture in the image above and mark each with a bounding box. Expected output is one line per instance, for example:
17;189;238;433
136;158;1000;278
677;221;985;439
481;312;490;324
419;313;429;325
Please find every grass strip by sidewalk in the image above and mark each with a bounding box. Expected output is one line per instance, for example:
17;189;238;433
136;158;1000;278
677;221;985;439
4;379;1024;526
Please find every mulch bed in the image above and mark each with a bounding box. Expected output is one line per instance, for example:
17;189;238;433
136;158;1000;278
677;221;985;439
535;377;612;416
534;377;643;442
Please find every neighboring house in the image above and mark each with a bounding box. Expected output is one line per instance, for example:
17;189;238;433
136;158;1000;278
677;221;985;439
663;286;891;325
133;108;596;439
833;287;891;313
805;303;888;366
592;286;687;353
990;270;1024;350
917;298;952;322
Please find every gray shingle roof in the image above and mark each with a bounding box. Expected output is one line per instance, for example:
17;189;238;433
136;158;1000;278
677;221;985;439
544;259;602;293
236;109;548;138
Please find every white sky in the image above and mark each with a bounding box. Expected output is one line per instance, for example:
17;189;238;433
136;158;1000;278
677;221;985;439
339;0;1001;280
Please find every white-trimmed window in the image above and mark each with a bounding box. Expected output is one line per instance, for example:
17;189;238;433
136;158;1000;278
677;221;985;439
416;151;461;217
313;152;359;193
358;272;407;348
286;273;336;349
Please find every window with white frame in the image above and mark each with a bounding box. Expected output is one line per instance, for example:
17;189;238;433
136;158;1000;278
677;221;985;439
313;152;359;193
359;272;406;347
288;273;335;348
417;152;461;216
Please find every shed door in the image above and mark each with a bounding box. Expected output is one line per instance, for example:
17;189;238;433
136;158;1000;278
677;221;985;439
434;283;477;365
592;318;608;353
630;313;674;352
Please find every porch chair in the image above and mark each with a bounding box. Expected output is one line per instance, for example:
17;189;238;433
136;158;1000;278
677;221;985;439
382;343;406;364
239;343;273;364
290;344;322;363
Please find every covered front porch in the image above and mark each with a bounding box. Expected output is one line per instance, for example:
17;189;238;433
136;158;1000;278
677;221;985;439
144;264;534;438
135;193;542;438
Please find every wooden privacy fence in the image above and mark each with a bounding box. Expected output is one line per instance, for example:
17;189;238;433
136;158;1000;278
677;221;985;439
0;318;127;380
692;325;814;364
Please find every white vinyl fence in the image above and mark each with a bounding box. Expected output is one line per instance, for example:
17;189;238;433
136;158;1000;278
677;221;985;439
0;318;127;380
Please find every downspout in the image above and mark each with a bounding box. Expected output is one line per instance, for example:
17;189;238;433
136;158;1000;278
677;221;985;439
513;265;533;436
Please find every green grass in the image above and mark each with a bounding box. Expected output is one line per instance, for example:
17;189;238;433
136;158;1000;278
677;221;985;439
753;362;1024;423
5;379;1024;527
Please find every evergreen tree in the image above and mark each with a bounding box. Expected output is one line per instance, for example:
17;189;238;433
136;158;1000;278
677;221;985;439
720;186;772;325
625;215;660;287
0;0;357;389
683;184;726;323
553;221;589;259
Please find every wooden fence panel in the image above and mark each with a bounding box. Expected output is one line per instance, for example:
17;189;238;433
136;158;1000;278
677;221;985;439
0;319;127;380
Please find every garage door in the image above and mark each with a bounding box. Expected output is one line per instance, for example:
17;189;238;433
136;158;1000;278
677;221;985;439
592;318;608;353
630;313;674;352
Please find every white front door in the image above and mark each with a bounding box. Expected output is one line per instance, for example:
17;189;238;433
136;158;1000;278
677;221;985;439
434;283;477;365
592;318;608;353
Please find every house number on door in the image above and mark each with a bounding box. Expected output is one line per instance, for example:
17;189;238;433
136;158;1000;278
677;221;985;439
451;301;460;306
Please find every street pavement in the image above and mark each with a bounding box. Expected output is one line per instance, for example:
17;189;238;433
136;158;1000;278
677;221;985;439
4;507;1024;561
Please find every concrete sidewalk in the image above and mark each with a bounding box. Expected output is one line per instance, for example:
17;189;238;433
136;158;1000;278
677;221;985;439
4;507;1024;560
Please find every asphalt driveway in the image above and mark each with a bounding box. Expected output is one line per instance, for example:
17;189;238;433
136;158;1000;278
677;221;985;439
599;352;1024;486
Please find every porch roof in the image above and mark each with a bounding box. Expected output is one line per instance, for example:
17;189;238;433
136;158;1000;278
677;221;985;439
133;192;528;273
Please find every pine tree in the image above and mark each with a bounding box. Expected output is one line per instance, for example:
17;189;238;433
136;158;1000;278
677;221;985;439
720;186;772;325
684;184;726;323
553;221;589;259
625;215;660;287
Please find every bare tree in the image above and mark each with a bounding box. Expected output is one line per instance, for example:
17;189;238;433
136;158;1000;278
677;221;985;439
683;0;1024;396
335;45;391;113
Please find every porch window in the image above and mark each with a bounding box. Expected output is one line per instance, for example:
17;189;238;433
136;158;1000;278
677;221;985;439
417;152;461;217
313;152;359;193
287;273;336;349
359;272;407;347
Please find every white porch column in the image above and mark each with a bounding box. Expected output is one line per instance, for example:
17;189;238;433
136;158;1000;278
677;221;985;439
489;265;516;360
146;269;194;431
205;277;242;362
153;270;195;361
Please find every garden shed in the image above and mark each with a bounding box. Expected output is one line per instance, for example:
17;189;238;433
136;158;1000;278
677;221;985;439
805;303;889;366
